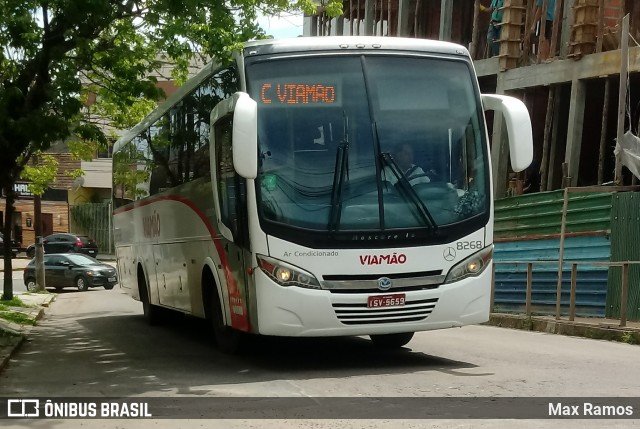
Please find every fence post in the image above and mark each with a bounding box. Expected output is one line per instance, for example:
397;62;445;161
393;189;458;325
526;262;533;316
555;188;569;320
108;202;113;255
491;263;496;313
569;263;577;321
620;263;629;327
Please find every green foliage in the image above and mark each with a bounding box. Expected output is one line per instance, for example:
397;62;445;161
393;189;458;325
0;296;29;307
0;310;35;326
0;0;343;192
21;153;59;196
0;0;342;298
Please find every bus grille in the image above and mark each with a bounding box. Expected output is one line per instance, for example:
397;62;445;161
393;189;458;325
332;298;438;325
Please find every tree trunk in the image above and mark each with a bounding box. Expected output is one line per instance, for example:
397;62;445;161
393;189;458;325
2;185;15;300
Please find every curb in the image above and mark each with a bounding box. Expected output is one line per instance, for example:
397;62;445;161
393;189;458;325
487;314;640;345
0;293;55;373
0;334;25;373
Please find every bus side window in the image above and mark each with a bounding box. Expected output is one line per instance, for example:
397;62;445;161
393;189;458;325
214;114;239;239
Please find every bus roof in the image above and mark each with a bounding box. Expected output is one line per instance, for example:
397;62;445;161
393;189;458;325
242;36;469;58
113;36;469;154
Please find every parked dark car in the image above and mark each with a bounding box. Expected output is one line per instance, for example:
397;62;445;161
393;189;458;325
26;233;98;258
23;253;117;292
0;232;20;258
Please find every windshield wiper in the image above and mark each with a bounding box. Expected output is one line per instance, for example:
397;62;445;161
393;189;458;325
380;151;438;232
328;112;350;233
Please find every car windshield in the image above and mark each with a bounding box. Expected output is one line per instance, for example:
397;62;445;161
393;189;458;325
65;254;100;265
246;54;488;244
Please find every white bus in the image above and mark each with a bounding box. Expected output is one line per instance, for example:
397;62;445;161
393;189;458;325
112;37;532;352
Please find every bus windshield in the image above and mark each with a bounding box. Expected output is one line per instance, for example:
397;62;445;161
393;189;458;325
246;54;488;243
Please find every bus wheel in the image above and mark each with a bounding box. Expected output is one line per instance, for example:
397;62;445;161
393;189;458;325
210;290;244;354
370;332;414;349
138;268;162;325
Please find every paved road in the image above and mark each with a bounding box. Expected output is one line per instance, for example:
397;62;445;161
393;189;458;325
1;288;639;428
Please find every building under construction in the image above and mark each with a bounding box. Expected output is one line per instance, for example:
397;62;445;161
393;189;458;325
304;1;640;322
305;0;640;196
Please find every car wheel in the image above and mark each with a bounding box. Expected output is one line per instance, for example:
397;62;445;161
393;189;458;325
369;332;415;349
75;276;89;292
25;278;37;292
104;285;114;290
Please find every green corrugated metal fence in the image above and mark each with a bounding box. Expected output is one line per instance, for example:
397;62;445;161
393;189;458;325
495;190;613;239
607;192;640;320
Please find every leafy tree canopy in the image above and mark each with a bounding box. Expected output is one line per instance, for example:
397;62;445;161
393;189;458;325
0;0;342;299
0;0;341;189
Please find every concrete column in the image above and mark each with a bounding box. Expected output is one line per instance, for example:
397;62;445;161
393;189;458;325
440;0;453;41
547;88;565;190
364;0;375;36
490;75;510;198
397;0;411;37
564;79;586;187
560;0;574;58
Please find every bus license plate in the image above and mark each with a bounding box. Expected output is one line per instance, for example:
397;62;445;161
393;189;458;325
368;294;406;308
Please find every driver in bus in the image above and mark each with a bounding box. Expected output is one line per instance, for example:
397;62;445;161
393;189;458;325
384;143;431;187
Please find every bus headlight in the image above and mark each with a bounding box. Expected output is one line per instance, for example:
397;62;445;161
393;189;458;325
256;255;321;289
444;245;493;284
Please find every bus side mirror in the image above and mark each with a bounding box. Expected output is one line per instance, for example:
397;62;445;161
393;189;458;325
232;92;258;179
481;94;533;172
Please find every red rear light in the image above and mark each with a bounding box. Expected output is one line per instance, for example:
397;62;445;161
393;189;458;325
76;238;83;247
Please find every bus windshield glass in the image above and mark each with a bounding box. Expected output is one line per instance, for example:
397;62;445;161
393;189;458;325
246;54;488;241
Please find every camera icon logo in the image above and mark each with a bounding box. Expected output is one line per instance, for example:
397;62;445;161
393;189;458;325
7;399;40;417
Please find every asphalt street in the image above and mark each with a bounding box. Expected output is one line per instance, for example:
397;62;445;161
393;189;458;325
0;287;639;428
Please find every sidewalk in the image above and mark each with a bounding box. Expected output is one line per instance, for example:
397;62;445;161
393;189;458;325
0;292;56;372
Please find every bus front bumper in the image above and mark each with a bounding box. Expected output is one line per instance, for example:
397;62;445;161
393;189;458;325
254;264;492;337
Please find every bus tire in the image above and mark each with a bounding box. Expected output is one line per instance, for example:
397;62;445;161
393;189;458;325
211;290;245;354
138;265;162;326
370;332;414;349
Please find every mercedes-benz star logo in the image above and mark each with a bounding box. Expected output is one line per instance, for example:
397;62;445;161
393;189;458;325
443;247;456;261
377;277;393;291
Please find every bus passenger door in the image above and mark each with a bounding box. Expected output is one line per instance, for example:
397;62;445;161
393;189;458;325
210;111;251;332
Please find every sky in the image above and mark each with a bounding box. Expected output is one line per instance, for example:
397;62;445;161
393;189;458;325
257;12;304;39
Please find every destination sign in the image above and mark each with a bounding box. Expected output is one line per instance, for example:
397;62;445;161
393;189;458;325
258;81;341;107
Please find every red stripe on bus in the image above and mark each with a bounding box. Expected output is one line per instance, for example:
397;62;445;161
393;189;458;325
114;195;250;332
